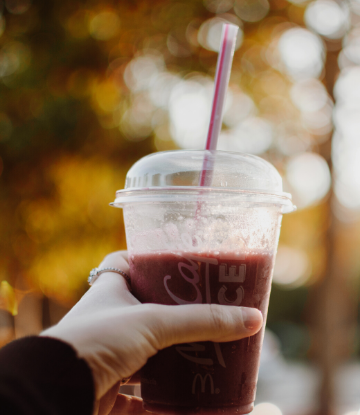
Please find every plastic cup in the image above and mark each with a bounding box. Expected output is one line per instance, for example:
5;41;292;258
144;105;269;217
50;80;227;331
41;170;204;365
112;150;295;414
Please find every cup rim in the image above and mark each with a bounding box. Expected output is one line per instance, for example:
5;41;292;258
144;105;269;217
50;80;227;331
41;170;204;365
111;186;296;213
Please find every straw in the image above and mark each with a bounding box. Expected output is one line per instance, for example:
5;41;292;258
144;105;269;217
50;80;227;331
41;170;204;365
199;23;239;187
206;23;239;151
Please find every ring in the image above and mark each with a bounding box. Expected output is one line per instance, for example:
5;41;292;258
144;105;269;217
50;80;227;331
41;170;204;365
88;267;131;288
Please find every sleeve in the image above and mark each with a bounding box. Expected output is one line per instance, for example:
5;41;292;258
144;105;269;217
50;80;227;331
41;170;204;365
0;336;95;415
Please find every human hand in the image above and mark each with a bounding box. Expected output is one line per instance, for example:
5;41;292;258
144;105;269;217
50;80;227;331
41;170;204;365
41;251;263;415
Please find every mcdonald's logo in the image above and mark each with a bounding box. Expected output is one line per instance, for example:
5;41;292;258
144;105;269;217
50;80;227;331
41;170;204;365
192;373;214;394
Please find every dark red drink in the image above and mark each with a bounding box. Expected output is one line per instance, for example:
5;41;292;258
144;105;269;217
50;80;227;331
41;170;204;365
129;250;275;414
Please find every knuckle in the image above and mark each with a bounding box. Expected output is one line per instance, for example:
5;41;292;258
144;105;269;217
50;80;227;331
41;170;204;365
109;251;120;260
101;252;114;263
140;304;167;349
208;304;229;332
100;251;129;269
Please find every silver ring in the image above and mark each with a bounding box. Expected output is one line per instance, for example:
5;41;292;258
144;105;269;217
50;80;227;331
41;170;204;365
88;267;131;288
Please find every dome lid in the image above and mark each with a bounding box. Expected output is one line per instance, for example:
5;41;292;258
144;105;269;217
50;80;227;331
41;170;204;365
112;150;295;213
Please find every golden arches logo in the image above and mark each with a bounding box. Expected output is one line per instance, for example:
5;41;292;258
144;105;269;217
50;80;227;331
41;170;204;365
192;373;214;394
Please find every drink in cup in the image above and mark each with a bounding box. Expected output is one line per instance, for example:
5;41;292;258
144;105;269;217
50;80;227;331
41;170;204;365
111;149;295;414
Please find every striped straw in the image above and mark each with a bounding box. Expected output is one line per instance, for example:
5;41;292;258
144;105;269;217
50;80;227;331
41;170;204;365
199;23;239;187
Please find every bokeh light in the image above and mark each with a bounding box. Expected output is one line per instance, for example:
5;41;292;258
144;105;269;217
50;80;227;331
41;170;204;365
342;28;360;66
334;66;360;103
91;80;120;113
290;78;333;136
273;246;311;287
217;117;273;154
252;402;282;415
333;141;360;210
168;77;212;148
350;0;360;16
5;0;31;15
124;53;165;92
167;30;193;58
223;88;256;127
149;73;181;108
89;11;121;41
333;66;360;211
198;16;243;51
275;122;312;156
305;0;350;39
290;78;329;113
0;41;31;77
120;93;155;141
301;102;333;136
234;0;270;23
278;28;325;80
203;0;234;14
285;152;331;208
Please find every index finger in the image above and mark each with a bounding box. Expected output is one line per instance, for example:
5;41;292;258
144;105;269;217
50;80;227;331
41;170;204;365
109;394;145;415
61;252;140;322
94;250;137;304
98;251;129;272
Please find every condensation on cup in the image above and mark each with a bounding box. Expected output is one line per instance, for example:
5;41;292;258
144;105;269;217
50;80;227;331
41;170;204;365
112;150;296;414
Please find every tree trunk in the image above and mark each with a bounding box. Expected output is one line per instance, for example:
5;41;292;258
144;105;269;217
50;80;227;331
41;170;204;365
309;45;357;415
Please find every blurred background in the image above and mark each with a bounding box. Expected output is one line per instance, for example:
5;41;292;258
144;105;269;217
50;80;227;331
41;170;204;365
0;0;360;414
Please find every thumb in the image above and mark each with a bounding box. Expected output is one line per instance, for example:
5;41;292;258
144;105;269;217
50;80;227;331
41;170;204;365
145;304;263;350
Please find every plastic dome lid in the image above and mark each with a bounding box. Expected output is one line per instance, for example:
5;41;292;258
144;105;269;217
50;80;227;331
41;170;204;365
112;150;296;213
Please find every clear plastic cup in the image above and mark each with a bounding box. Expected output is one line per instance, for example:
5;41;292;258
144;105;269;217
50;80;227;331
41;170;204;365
112;150;295;414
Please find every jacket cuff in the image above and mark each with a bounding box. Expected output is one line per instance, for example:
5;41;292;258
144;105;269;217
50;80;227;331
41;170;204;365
0;336;95;415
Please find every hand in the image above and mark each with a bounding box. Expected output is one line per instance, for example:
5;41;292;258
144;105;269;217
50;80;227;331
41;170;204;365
41;251;263;415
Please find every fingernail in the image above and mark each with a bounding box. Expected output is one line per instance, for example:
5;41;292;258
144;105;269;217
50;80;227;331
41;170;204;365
242;308;262;330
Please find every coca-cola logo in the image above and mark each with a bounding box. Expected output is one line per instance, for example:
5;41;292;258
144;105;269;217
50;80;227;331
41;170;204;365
163;253;246;307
